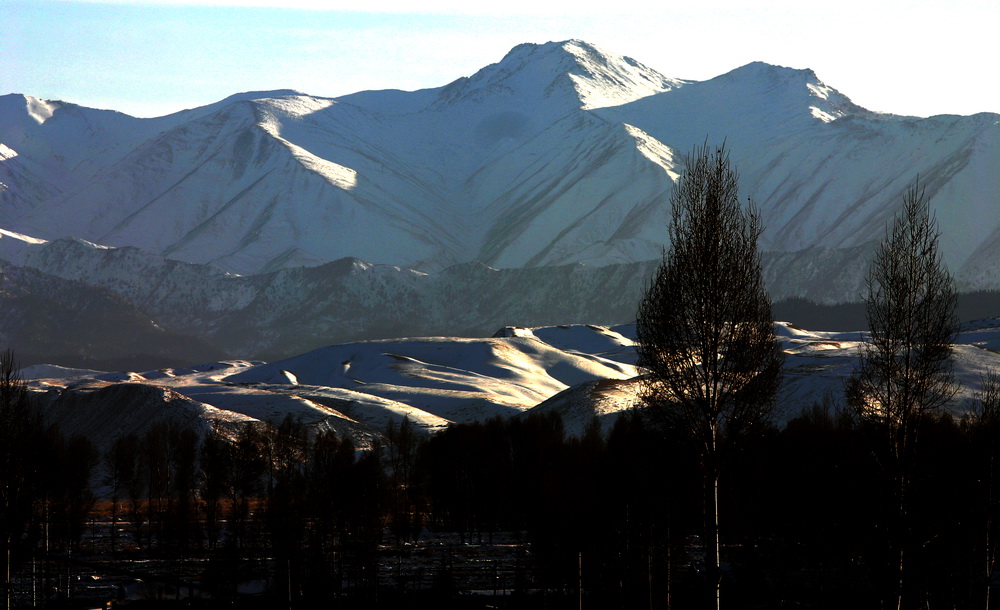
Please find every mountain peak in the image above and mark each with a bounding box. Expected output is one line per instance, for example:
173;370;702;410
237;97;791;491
216;89;309;106
709;61;869;122
0;94;83;126
437;39;685;111
497;39;607;66
728;61;816;78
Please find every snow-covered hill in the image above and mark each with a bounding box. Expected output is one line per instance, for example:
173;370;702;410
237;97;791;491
23;324;642;446
22;321;1000;449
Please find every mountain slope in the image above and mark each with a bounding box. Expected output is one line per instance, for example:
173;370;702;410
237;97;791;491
0;39;997;361
0;260;224;369
599;64;1000;277
0;41;688;274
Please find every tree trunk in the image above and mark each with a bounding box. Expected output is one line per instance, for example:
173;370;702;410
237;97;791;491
706;466;721;610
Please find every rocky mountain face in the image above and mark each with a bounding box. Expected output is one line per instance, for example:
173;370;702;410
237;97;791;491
1;39;998;365
0;233;659;362
0;259;224;369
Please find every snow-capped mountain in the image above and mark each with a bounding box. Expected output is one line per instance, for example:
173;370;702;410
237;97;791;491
1;40;999;367
598;65;1000;276
0;41;688;274
4;40;995;280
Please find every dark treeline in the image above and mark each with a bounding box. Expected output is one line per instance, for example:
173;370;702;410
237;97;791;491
413;406;1000;609
2;347;388;608
773;290;1000;332
97;417;388;604
8;405;1000;609
3;349;100;605
5;351;1000;608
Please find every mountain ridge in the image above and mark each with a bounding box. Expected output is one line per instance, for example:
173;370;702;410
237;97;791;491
3;42;996;277
1;40;998;367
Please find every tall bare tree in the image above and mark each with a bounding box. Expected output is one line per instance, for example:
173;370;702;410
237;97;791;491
845;180;957;610
971;370;1000;610
1;350;45;610
635;143;783;610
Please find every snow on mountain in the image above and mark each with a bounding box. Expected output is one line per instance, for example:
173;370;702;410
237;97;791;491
0;94;170;195
501;324;637;365
36;381;254;451
22;321;1000;449
0;231;657;364
22;324;641;445
0;143;60;223
246;383;453;437
526;377;642;438
8;97;410;273
3;42;997;287
224;332;637;423
0;232;976;370
775;319;1000;423
597;61;874;151
435;40;685;112
0;43;789;275
598;65;1000;281
1;39;999;373
10;235;1000;376
467;113;676;268
0;227;46;263
2;41;995;294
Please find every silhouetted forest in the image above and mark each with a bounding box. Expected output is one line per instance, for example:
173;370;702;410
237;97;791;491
4;398;1000;609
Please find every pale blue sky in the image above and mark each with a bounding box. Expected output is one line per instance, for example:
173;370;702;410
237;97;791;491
2;0;997;118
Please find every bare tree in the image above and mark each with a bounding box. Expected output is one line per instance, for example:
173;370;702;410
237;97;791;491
845;180;957;610
200;431;228;549
116;434;147;547
635;143;783;610
225;422;268;549
1;349;45;609
970;369;1000;609
385;417;420;544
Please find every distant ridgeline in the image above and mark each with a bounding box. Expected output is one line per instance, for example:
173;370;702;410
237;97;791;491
774;290;1000;332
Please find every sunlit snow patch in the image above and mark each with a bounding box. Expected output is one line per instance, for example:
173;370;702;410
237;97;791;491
0;228;48;245
283;140;358;190
25;96;57;124
257;119;358;190
810;106;840;122
806;82;834;100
